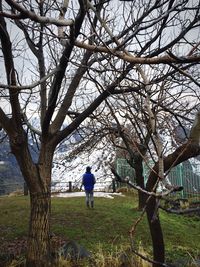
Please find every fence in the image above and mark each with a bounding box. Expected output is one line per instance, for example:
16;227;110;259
116;158;135;183
166;162;200;201
116;158;200;201
2;159;200;200
0;180;116;196
51;181;115;193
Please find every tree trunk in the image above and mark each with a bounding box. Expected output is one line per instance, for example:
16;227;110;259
134;158;146;210
9;132;54;267
145;161;166;267
146;196;165;267
26;190;51;267
145;142;200;266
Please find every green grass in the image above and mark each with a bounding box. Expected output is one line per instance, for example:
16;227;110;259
0;192;200;265
51;195;142;249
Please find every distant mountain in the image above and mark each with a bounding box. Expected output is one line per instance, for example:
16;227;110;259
51;137;115;192
0;128;41;195
0;139;24;195
0;128;89;195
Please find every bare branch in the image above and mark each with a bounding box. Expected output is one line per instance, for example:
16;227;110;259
0;68;58;90
74;40;200;64
4;0;74;26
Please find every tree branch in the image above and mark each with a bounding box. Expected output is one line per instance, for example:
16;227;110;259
5;0;74;26
74;40;200;64
0;68;58;90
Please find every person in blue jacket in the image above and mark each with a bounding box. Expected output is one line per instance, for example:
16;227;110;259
82;166;96;208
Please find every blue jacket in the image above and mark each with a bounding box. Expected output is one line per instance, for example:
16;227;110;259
82;172;96;191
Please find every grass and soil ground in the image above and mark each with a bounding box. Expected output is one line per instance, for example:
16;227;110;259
0;191;199;266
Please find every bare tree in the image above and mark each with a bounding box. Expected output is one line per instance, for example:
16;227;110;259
0;0;200;266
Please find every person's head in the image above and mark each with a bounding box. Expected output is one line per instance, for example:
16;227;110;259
86;166;91;173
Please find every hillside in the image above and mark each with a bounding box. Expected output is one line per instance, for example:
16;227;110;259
0;140;23;195
0;194;200;267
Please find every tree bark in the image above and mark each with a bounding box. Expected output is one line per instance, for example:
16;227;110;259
146;195;165;267
26;190;51;267
9;132;53;267
134;158;146;210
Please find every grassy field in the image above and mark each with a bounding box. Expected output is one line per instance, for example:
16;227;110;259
0;192;200;266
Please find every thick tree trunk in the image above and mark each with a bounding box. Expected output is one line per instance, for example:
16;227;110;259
9;132;54;267
26;190;51;267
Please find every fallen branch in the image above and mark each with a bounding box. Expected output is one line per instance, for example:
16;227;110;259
159;206;200;215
